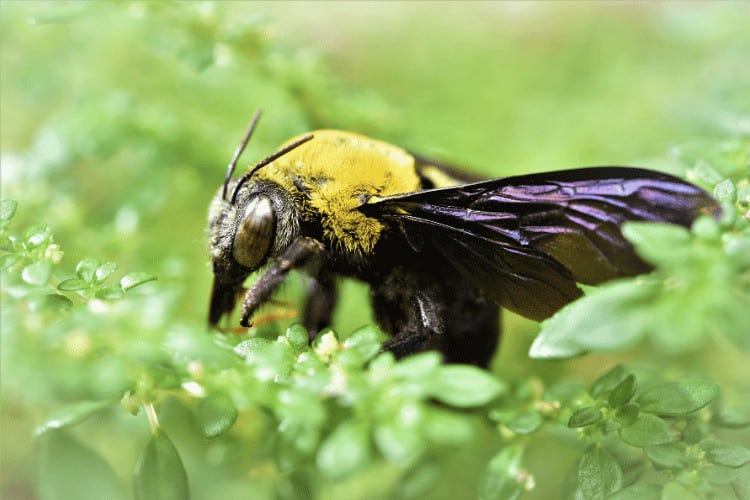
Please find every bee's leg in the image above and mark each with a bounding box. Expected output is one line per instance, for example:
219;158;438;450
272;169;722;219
439;287;500;367
372;264;500;367
303;273;338;340
239;237;325;327
371;266;446;359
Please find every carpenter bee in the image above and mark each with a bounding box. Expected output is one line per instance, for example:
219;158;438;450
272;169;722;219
208;110;720;367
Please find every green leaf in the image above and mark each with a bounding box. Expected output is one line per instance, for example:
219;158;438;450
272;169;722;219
29;294;74;313
618;414;673;447
661;481;701;500
195;394;238;439
0;199;17;222
530;280;659;359
95;284;124;300
608;374;637;408
428;365;505;407
120;272;156;291
732;467;750;500
35;400;113;436
24;222;52;247
22;260;52;285
423;408;475;445
702;440;750;468
614;403;640;426
392;351;442;378
607;483;662;500
577;444;623;499
0;253;22;270
76;258;100;283
622;222;691;266
342;324;386;360
644;443;687;470
94;261;118;283
373;422;425;462
703;465;744;486
316;420;370;479
478;444;525;500
714;405;750;428
568;407;603;428
58;278;90;291
37;431;121;500
637;379;718;416
507;410;543;435
590;364;629;398
133;428;189;500
284;323;310;353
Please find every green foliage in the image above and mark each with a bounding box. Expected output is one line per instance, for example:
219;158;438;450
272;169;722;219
2;2;749;500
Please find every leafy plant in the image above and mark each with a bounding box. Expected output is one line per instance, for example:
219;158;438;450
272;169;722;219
2;2;749;500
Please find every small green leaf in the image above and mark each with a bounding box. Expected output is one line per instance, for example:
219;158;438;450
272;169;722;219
392;351;442;378
284;324;310;353
58;278;90;291
94;261;118;283
0;253;21;270
590;364;628;398
374;422;425;462
606;483;662;500
530;280;658;359
316;420;370;479
76;258;100;282
705;464;745;486
622;222;692;265
702;440;750;468
714;405;750;429
478;444;525;500
661;481;701;500
133;428;189;500
0;199;17;222
732;466;750;500
29;293;74;313
24;222;52;247
22;260;52;285
682;417;703;444
423;408;475;445
195;394;238;439
713;178;736;203
614;403;640;426
507;410;543;435
568;407;603;428
428;365;505;407
120;272;156;291
578;444;623;499
37;430;121;500
618;414;673;447
644;443;687;470
95;285;124;300
343;324;386;360
35;400;113;436
637;379;718;416
608;374;637;408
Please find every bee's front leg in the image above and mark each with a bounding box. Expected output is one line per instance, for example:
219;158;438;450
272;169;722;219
240;236;325;327
303;273;338;340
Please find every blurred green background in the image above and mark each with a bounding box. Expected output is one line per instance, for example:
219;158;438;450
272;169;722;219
2;2;749;499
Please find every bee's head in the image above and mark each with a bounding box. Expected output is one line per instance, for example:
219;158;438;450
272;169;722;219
207;110;313;326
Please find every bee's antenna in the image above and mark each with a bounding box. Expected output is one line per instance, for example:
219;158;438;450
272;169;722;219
229;133;315;205
222;109;263;201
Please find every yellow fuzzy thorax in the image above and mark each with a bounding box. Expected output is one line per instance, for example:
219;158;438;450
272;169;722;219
254;130;421;254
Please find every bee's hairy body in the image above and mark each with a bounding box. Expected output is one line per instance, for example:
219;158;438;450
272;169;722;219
208;119;720;367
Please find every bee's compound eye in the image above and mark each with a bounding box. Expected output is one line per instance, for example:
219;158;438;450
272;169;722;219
233;195;275;269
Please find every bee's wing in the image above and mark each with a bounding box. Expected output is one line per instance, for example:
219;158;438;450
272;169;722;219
363;167;720;321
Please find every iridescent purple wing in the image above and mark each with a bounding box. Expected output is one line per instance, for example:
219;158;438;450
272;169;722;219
364;167;720;321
